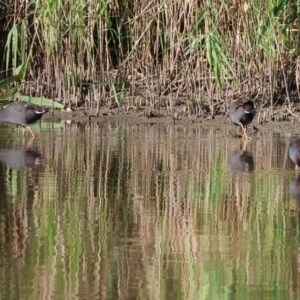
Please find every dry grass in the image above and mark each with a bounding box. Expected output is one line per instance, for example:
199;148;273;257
0;0;299;115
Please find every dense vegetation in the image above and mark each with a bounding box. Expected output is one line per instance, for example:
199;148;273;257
0;0;299;115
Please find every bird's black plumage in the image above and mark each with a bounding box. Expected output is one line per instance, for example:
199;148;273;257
229;100;256;139
289;139;300;167
0;101;48;137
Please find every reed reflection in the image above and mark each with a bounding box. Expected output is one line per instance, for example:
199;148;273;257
0;123;297;300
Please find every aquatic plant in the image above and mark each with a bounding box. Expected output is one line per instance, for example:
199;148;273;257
0;0;298;114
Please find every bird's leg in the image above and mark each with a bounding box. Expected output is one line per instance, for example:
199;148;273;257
240;124;248;140
22;127;26;137
27;125;35;138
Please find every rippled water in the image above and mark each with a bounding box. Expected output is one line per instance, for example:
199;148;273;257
0;120;299;300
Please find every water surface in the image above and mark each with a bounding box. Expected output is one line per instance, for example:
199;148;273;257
0;121;299;300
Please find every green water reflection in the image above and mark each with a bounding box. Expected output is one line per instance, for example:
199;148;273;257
0;121;299;300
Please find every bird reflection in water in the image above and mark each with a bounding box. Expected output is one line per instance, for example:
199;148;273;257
0;147;45;171
0;147;45;261
223;140;255;224
229;140;254;173
288;176;300;216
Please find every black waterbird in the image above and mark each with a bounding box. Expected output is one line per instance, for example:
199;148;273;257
0;101;48;138
228;99;256;139
289;139;300;168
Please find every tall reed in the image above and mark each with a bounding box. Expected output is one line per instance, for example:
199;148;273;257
0;0;298;113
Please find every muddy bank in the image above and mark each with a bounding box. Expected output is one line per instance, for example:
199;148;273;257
43;105;300;137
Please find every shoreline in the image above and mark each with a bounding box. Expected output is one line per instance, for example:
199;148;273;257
42;105;300;137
